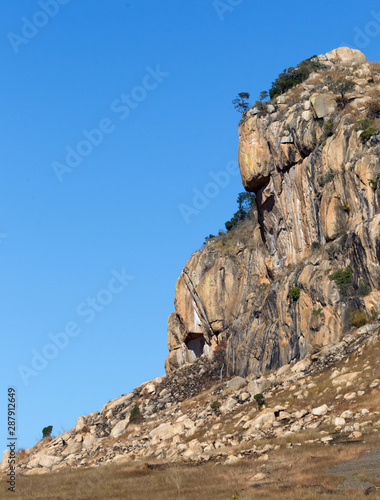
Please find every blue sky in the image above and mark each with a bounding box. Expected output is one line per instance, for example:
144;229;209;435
0;0;379;450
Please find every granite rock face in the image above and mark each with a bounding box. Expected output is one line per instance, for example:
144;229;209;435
166;47;380;376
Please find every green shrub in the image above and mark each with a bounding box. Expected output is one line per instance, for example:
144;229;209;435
328;267;353;298
360;127;378;142
204;234;215;245
357;278;371;297
312;307;323;316
42;426;53;439
311;241;320;250
349;310;367;328
355;118;375;131
323;119;334;137
321;140;327;148
129;406;142;424
254;393;266;410
369;179;378;189
210;401;221;411
289;285;301;300
370;308;378;321
342;201;350;212
269;56;325;99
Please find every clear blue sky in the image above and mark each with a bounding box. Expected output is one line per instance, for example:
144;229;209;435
0;0;378;450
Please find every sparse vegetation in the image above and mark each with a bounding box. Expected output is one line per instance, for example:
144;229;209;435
129;406;143;424
357;278;371;297
289;284;301;300
311;241;320;250
368;178;377;189
269;56;326;100
323;171;335;184
360;126;378;142
370;307;378;321
366;99;380;120
312;307;323;316
210;401;221;411
225;192;255;231
254;393;266;410
204;234;215;245
323;119;334;138
349;310;368;328
354;118;378;142
328;267;353;298
327;78;355;109
355;118;375;131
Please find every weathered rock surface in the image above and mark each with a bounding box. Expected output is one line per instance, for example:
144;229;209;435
165;47;380;377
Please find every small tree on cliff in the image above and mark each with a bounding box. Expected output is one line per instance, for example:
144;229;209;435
225;192;255;231
232;92;250;117
42;425;53;439
328;78;355;109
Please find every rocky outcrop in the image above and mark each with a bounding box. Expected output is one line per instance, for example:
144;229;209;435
166;47;380;376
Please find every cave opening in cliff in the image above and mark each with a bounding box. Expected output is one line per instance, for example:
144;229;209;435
186;333;206;359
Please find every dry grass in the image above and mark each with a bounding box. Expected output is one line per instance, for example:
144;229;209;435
369;62;380;72
209;215;257;256
3;441;380;500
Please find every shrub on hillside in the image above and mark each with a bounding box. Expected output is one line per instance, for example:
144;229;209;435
269;56;325;100
42;426;53;439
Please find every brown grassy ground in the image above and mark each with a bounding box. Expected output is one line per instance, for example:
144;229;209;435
2;438;380;500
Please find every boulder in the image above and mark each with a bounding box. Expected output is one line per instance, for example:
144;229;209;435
310;94;336;118
311;404;328;416
226;376;246;390
111;420;128;439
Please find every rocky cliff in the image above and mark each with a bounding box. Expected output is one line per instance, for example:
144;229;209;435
166;47;380;377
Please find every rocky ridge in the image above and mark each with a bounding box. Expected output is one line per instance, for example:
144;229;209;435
165;47;380;377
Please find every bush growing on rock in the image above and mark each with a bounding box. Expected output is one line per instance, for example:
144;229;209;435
254;393;266;410
328;267;353;298
42;426;53;439
129;406;142;424
349;310;368;328
269;56;325;99
289;285;301;300
210;401;221;412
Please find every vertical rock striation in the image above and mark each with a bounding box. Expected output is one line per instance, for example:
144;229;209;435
166;48;380;377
